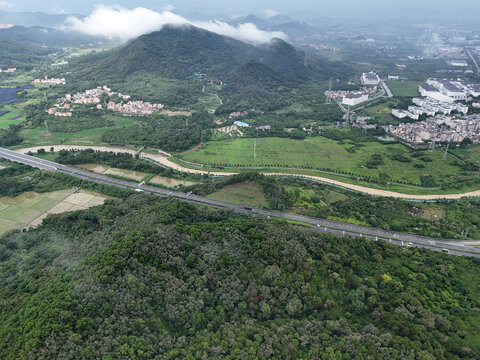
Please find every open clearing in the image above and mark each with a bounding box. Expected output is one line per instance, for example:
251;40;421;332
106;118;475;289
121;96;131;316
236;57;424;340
385;80;420;97
77;163;147;181
180;137;466;185
0;189;111;236
207;181;268;207
103;168;147;181
149;176;196;188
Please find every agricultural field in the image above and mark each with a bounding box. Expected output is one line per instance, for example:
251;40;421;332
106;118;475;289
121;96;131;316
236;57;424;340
385;80;421;97
0;189;110;236
181;136;476;186
207;181;268;207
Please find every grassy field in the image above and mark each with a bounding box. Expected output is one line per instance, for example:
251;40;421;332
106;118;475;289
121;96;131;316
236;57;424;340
356;98;407;124
386;80;421;97
0;189;110;236
181;137;474;186
19;116;138;146
0;109;23;129
207;181;268;207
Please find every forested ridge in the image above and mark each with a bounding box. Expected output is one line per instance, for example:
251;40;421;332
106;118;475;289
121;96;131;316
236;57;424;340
1;195;480;359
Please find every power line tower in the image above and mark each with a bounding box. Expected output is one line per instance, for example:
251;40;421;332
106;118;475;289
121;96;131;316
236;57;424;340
443;143;449;161
428;141;435;152
345;105;351;126
326;79;332;104
304;52;308;68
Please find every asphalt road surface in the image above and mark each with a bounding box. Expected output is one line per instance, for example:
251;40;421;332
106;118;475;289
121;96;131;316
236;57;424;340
1;146;480;258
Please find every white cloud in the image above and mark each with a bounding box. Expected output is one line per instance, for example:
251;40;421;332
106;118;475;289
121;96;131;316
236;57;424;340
263;9;279;18
66;5;287;45
0;1;13;9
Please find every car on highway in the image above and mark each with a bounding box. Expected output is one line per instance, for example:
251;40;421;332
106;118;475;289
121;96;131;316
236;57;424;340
243;206;252;210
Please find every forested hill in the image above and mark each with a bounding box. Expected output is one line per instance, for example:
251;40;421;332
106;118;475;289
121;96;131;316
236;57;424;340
1;195;480;359
70;25;333;83
0;34;51;69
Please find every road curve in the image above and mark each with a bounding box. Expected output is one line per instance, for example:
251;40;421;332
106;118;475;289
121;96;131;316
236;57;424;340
2;146;480;258
13;145;480;200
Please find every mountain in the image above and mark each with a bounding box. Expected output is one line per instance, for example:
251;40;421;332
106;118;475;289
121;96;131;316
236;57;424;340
0;11;73;27
73;25;309;82
229;14;269;29
0;34;51;69
0;26;113;48
68;25;349;109
264;14;293;26
271;21;320;38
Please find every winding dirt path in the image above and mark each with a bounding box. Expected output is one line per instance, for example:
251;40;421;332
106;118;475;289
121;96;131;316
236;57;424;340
15;145;480;200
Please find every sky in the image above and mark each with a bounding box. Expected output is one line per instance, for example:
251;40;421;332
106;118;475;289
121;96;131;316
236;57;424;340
3;0;480;20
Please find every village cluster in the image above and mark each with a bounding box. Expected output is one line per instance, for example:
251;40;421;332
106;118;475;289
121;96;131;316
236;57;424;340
46;86;164;117
384;114;480;144
0;67;16;73
386;78;480;143
33;76;66;85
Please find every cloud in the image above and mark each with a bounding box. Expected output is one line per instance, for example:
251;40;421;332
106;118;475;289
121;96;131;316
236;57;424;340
0;1;13;9
263;9;279;18
66;5;287;44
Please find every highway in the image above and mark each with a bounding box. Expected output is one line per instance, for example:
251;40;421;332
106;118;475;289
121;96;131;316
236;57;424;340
466;48;480;75
1;146;480;258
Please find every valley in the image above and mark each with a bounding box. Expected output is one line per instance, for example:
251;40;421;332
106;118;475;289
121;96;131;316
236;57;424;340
2;5;480;359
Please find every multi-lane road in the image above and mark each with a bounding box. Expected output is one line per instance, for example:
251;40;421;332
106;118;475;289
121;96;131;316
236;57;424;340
1;146;480;257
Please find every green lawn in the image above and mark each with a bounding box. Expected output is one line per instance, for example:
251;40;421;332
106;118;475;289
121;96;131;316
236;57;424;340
207;181;268;208
181;137;473;186
386;80;420;97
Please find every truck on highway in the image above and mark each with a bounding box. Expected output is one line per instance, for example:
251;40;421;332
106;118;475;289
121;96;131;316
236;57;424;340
243;206;252;210
135;188;145;194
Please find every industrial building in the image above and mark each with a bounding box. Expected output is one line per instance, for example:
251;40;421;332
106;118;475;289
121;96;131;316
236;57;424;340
342;93;369;106
361;72;380;85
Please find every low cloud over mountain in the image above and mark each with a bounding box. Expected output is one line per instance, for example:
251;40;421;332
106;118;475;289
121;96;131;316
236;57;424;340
66;5;287;44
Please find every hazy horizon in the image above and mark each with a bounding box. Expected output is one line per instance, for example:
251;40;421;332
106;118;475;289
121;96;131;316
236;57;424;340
2;0;480;22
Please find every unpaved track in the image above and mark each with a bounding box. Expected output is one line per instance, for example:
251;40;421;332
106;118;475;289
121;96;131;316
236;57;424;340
15;145;480;200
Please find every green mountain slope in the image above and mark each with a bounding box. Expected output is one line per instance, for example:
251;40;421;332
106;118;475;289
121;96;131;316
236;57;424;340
1;195;480;359
0;34;51;69
75;25;256;80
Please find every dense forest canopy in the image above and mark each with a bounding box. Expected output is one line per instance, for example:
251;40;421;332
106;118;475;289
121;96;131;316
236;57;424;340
1;195;480;359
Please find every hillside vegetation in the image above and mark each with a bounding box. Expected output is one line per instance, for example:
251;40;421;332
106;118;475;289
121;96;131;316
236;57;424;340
1;195;480;359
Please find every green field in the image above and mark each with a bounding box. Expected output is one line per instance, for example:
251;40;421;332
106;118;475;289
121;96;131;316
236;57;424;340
181;137;475;186
0;190;69;236
0;109;23;129
386;80;420;97
0;189;109;236
207;181;268;207
19;116;138;146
